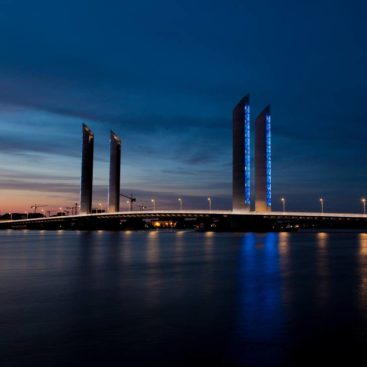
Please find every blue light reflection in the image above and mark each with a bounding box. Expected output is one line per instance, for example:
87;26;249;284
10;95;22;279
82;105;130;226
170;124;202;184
236;233;284;364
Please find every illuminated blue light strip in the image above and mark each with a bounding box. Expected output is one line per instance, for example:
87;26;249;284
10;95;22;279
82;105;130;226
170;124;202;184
244;104;251;205
266;113;272;207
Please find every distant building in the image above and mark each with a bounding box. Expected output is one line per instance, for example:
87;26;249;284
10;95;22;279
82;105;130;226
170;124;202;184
80;124;94;214
108;131;122;213
255;106;272;212
232;95;251;211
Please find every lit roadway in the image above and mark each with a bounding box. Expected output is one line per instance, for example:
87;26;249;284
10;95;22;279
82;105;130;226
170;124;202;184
1;210;367;231
2;210;367;222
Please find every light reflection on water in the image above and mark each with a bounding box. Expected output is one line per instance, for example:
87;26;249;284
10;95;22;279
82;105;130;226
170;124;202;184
174;231;185;263
146;230;160;264
203;231;214;261
316;232;329;306
120;236;132;264
237;232;284;365
278;232;291;305
278;232;289;256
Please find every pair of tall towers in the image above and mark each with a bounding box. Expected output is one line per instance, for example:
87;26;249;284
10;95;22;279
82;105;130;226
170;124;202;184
232;95;272;212
80;124;122;214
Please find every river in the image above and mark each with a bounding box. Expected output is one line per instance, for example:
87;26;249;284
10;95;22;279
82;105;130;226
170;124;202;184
1;230;367;366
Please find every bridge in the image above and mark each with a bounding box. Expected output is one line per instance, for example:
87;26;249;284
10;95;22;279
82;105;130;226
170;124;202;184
1;96;365;232
1;210;367;231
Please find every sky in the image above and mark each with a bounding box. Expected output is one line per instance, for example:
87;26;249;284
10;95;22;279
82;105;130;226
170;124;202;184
0;0;367;213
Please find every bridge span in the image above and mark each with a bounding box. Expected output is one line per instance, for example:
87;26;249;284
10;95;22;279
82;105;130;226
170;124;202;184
1;210;367;231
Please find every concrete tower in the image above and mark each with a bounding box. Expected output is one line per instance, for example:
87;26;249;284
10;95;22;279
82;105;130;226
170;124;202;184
108;131;121;213
233;94;251;211
255;106;272;212
80;124;94;214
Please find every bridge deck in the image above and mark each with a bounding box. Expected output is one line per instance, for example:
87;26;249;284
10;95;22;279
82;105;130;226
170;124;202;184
1;210;367;225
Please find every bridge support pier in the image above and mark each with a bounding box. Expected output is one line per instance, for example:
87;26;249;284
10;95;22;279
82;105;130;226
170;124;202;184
108;131;122;213
80;124;94;214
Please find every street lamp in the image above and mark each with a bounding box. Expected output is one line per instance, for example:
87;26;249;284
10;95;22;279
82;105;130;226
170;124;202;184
208;197;212;211
280;197;286;213
362;198;366;215
98;202;103;213
126;200;130;211
25;211;28;219
151;199;156;211
178;198;182;210
319;198;324;214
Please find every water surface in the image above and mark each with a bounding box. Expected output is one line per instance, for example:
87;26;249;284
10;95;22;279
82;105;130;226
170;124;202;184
1;230;367;366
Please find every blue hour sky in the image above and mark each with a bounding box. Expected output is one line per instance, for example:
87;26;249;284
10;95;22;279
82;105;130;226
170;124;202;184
0;0;366;213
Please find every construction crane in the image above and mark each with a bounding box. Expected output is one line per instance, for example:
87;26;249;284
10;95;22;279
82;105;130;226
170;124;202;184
64;204;77;215
120;193;136;211
30;204;48;213
65;203;79;216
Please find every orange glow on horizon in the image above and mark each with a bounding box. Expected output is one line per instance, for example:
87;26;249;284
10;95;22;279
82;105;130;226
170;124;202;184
0;188;78;214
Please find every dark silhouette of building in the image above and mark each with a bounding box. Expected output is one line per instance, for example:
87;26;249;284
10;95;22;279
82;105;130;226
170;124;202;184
233;94;251;211
108;131;121;212
255;105;272;212
80;124;94;214
232;95;251;210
